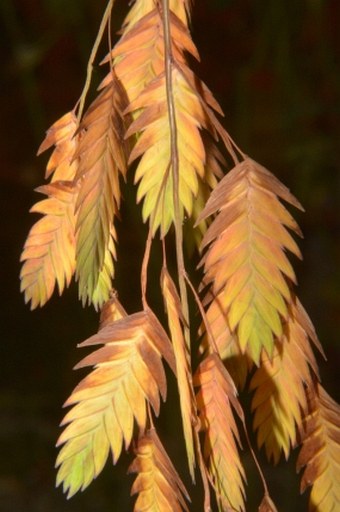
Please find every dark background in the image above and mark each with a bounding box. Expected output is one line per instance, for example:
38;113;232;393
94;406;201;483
0;1;339;511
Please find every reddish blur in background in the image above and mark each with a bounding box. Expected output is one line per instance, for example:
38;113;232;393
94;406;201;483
0;1;339;511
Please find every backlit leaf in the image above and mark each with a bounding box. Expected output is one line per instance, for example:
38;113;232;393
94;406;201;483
20;183;77;309
56;309;175;498
110;7;196;106
297;383;340;512
121;0;191;37
161;268;196;480
195;354;246;512
198;157;303;365
250;300;319;464
111;7;223;238
259;494;279;512
20;113;79;308
37;111;78;181
74;75;128;308
128;429;190;512
99;293;127;329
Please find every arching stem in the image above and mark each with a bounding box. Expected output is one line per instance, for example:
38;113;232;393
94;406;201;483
76;0;115;122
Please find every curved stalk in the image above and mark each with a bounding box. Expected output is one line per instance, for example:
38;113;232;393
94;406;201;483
76;0;115;121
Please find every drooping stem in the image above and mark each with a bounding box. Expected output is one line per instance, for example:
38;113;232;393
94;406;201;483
141;229;153;310
161;0;190;347
76;0;115;122
240;411;270;497
147;402;155;430
184;272;220;355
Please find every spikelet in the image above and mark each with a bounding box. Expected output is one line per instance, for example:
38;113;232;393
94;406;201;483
111;4;195;103
199;297;252;390
128;429;190;512
101;0;192;101
99;292;128;329
109;6;223;238
121;0;191;37
250;300;320;464
297;382;340;512
74;73;128;308
161;268;196;480
198;157;304;365
56;308;175;498
259;495;279;512
20;112;78;308
195;354;246;512
38;111;79;182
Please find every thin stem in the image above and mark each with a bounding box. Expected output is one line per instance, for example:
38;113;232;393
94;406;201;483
108;2;114;71
76;0;115;122
210;112;246;164
240;413;269;496
191;418;212;512
147;402;155;429
162;238;167;268
161;0;190;347
141;229;153;310
184;273;219;355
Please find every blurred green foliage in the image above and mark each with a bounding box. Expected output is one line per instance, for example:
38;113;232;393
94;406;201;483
0;1;339;511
